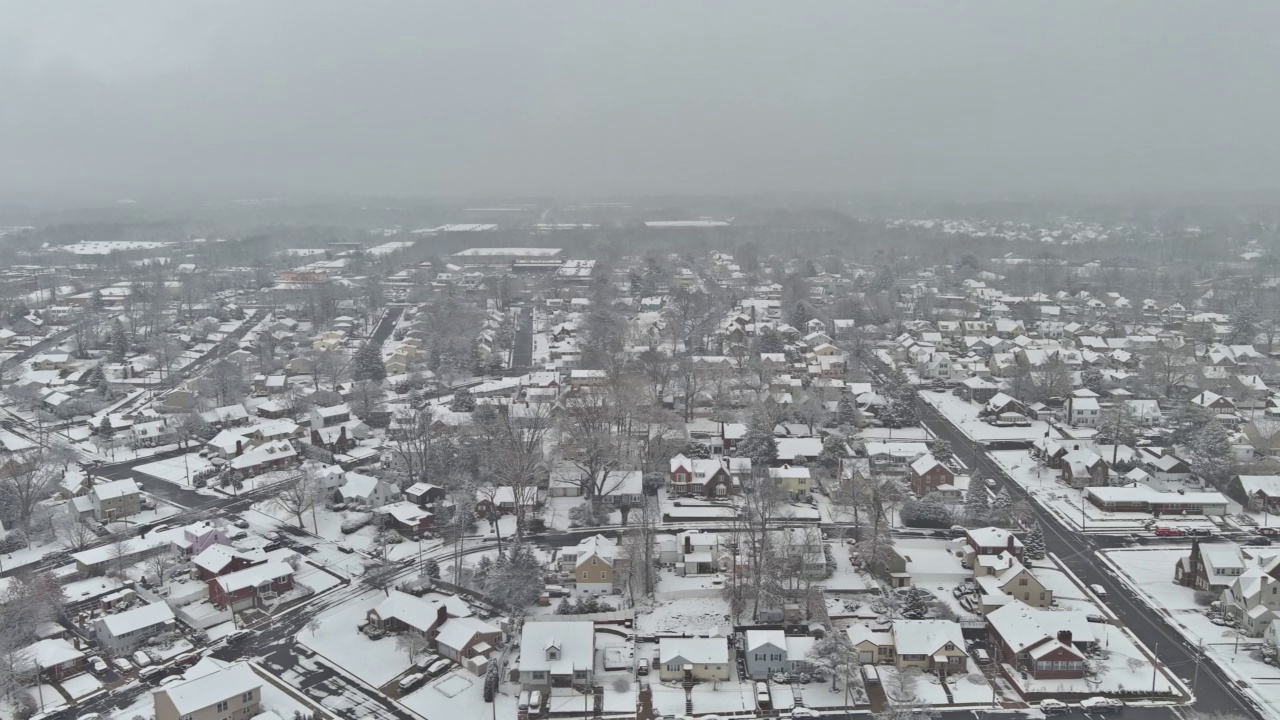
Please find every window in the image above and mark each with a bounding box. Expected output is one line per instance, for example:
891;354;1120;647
944;643;954;651
1040;592;1046;600
241;691;253;703
217;701;229;713
1018;578;1028;586
949;656;961;665
601;571;607;580
532;671;545;680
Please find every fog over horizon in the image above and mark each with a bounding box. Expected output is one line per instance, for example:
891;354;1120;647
3;2;1279;202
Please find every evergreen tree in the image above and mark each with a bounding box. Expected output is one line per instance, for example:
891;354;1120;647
964;481;989;522
738;412;778;469
423;558;441;579
555;596;573;615
1081;368;1104;394
473;554;494;587
351;341;387;382
755;326;785;354
836;394;861;427
926;439;954;463
107;319;128;363
1024;524;1047;560
89;291;106;313
789;301;813;330
901;587;928;619
449;386;477;412
1188;421;1234;489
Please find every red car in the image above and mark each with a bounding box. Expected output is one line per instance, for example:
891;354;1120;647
1258;527;1280;536
1153;526;1185;537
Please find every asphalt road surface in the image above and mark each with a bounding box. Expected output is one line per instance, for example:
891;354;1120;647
512;307;533;369
918;395;1264;720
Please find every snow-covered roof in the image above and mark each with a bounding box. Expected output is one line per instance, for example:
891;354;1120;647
744;629;786;652
987;600;1087;657
966;527;1023;549
91;478;139;501
213;561;294;594
520;620;595;673
659;637;729;665
157;659;260;715
435;616;498;652
97;601;174;637
890;620;965;657
909;454;943;476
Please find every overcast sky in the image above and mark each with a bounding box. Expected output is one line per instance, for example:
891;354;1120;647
2;2;1278;201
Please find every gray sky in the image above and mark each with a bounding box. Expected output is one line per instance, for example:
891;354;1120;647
2;1;1278;200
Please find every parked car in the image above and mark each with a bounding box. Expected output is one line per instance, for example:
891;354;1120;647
414;654;440;671
1258;527;1280;536
1080;696;1124;713
1153;526;1184;537
232;518;250;529
1087;614;1107;623
398;673;424;692
1185;528;1212;537
139;665;166;680
1039;699;1070;716
755;682;770;705
973;648;992;665
113;657;135;673
1246;536;1272;546
132;650;152;667
426;658;451;675
89;656;109;674
1089;583;1108;599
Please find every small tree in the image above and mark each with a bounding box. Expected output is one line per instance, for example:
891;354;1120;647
423;558;441;579
449;387;477;412
964;481;989;523
351;341;387;382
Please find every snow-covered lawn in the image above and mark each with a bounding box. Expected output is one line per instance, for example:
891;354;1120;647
945;667;998;705
63;575;125;603
691;681;756;713
637;595;731;636
923;392;1053;442
297;593;412;686
648;683;689;717
880;667;950;705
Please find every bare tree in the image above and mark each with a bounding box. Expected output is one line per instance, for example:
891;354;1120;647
52;515;96;551
621;497;659;605
149;334;183;380
476;402;551;542
144;547;180;585
557;392;627;499
0;454;59;534
203;358;247;406
348;379;386;421
272;471;324;532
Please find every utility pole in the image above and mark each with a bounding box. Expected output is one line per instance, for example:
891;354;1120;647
1193;639;1203;691
1151;642;1159;693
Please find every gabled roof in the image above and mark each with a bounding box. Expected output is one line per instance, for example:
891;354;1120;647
97;601;174;637
660;637;729;665
891;620;966;657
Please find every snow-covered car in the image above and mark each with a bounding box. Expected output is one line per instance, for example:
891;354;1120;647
1038;699;1070;715
132;650;152;667
89;657;109;674
232;518;250;529
113;657;134;673
1079;696;1124;712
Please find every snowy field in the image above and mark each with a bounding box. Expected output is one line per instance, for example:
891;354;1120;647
297;592;413;686
134;453;215;486
636;594;732;636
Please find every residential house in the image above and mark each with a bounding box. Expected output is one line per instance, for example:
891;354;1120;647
1065;390;1101;427
559;534;625;593
192;545;263;582
93;601;176;653
476;485;541;518
376;501;434;537
909;454;955;497
229;439;298;477
434;615;502;672
1231;475;1280;514
18;638;85;681
405;482;447;506
1061;448;1108;488
963;527;1024;564
743;629;788;680
658;637;731;682
1084;486;1228;516
337;472;400;508
1220;556;1280;636
846;624;896;665
153;659;261;720
768;465;812;495
986;601;1088;680
1175;539;1246;591
1243;420;1280;458
972;552;1054;610
668;454;738;497
519;620;595;690
207;561;295;611
309;403;351;430
90;478;142;523
891;620;967;675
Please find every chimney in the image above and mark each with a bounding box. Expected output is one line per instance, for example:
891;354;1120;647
437;604;450;626
1007;535;1015;553
684;535;692;554
1057;630;1072;646
235;439;243;455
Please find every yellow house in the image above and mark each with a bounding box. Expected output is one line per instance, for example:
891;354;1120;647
974;554;1054;610
658;638;730;682
768;465;811;494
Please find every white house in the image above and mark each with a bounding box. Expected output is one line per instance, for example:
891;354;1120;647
658;637;731;682
519;620;595;690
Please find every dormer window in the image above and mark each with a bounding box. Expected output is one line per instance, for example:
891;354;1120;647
547;648;559;660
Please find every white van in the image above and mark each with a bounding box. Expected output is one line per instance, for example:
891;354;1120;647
973;648;991;665
755;682;770;704
1089;583;1108;600
861;665;880;684
528;690;542;709
398;673;423;693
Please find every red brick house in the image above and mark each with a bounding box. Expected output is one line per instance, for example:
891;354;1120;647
668;454;738;498
986;602;1087;680
963;527;1024;562
909;455;955;497
192;545;262;582
208;561;295;610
